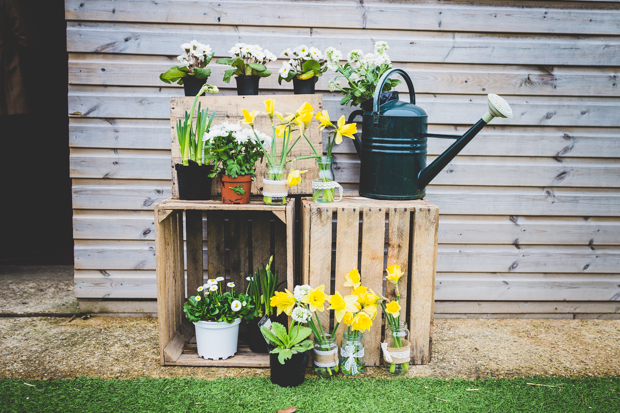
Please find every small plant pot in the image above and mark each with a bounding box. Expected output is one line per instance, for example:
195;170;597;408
183;76;209;96
293;77;316;95
220;174;252;204
194;318;241;360
235;75;260;95
269;350;309;387
360;91;400;112
175;162;213;200
247;313;289;353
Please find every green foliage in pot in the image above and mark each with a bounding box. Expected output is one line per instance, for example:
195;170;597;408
176;84;219;166
260;322;313;364
216;43;276;83
183;279;255;324
160;40;215;85
246;256;284;319
277;45;328;84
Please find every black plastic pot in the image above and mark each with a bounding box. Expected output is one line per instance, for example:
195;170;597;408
235;75;260;95
360;90;399;112
183;76;209;96
293;77;316;95
270;350;309;387
175;162;213;200
247;313;289;353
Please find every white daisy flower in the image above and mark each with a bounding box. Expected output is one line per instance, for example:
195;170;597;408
209;285;218;292
295;45;310;57
309;47;322;60
291;307;311;323
216;277;225;282
293;285;312;301
231;300;242;312
227;282;235;288
195;295;202;301
197;286;204;292
207;279;217;285
242;301;247;307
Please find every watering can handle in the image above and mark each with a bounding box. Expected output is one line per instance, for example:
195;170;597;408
373;68;416;114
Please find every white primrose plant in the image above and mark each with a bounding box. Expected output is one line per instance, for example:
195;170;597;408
278;45;328;84
217;43;277;82
160;40;215;85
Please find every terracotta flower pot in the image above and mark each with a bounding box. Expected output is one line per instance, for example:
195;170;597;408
220;174;252;204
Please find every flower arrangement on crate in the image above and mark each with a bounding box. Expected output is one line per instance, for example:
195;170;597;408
217;43;276;95
326;41;401;109
380;264;410;375
202;121;271;204
160;40;216;96
278;46;328;94
183;278;254;360
245;256;287;353
174;83;219;200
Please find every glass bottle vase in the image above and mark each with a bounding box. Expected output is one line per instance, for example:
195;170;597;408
263;163;288;205
313;334;339;378
383;321;410;376
340;330;364;376
312;156;342;203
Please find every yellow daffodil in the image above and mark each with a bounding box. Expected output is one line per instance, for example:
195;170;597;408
364;304;379;321
333;115;357;144
287;169;307;187
264;99;275;119
386;264;404;285
385;300;401;318
315;110;334;131
342;311;354;326
242;109;258;126
301;284;328;312
343;269;361;289
270;289;296;316
328;291;359;323
364;289;380;306
353;285;368;304
294;109;313;133
352;311;372;332
294;102;313;117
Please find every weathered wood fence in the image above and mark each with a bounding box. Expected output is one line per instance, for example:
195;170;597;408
67;0;620;318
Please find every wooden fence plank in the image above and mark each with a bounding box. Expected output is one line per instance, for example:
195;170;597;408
435;301;620;315
229;211;250;291
185;210;203;296
386;207;411;319
206;211;225;281
155;212;169;364
308;206;333;334
360;206;385;366
251;212;271;273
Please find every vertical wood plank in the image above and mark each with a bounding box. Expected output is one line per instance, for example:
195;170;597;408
334;206;359;345
174;211;185;330
207;210;225;281
166;212;177;341
185;210;203;296
410;205;439;364
274;215;288;289
387;207;411;319
360;207;386;367
155;209;169;365
285;199;295;291
301;200;311;285
229;211;250;291
252;211;271;272
309;205;332;334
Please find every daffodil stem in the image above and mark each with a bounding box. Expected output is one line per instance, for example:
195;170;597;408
331;322;340;338
314;311;326;340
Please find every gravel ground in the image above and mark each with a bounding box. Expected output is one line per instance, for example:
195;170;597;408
1;316;618;381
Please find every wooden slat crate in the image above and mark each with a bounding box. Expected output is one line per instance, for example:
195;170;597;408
155;198;295;367
301;197;439;366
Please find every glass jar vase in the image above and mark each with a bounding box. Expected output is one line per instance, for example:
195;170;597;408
340;330;364;376
312;156;342;203
382;322;410;376
263;163;288;205
313;334;339;378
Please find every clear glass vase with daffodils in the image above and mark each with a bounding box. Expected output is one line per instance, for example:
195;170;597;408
380;264;411;375
183;278;255;324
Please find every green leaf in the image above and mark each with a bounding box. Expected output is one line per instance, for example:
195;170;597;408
340;95;352;105
159;66;188;85
271;322;289;347
223;69;237;83
229;185;246;195
248;62;266;72
277;348;293;364
257;69;272;78
288;325;312;346
216;57;233;66
192;67;211;80
302;59;321;73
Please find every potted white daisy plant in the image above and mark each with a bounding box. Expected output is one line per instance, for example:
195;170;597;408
183;277;255;360
278;45;328;94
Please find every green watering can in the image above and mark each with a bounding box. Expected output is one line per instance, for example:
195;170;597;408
349;68;513;200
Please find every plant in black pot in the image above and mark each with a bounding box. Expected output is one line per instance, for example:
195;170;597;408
277;46;328;94
174;83;219;200
216;43;276;95
245;256;287;353
159;40;216;96
325;41;401;109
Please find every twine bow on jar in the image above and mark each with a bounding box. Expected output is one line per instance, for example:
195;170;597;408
380;340;411;364
340;344;364;375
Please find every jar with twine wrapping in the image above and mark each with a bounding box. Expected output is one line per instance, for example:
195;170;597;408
313;333;339;378
382;321;410;376
263;163;289;205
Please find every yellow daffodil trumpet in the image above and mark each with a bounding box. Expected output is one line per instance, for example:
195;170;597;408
288;169;307;187
343;269;361;289
242;108;258;126
301;285;328;312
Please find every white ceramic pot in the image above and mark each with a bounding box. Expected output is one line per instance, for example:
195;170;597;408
193;318;241;360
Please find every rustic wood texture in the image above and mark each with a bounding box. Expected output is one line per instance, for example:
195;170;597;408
185;210;203;295
386;207;411;318
251;211;271;272
170;95;322;197
308;206;333;335
68;0;620;317
229;211;250;290
206;210;225;281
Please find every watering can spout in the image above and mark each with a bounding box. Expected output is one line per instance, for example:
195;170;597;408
417;94;513;191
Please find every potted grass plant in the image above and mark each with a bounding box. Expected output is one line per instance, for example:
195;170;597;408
183;278;254;360
202;119;271;204
278;46;328;94
160;40;215;96
245;256;288;353
325;41;401;110
174;83;219;200
216;43;276;95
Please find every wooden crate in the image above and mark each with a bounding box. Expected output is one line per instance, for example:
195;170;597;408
155;197;295;367
301;197;439;366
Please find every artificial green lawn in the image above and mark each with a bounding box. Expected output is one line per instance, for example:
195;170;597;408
1;376;618;412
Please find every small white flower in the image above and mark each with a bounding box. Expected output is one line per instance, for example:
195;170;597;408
279;62;291;77
216;277;225;282
242;301;247;307
295;44;309;57
291;307;311;323
374;41;389;55
195;295;202;302
293;285;312;301
349;72;361;82
209;285;218;292
197;286;204;292
309;47;322;61
246;277;251;281
281;48;293;58
363;52;376;67
328;79;341;92
207;279;217;285
227;282;235;288
181;43;191;50
231;300;242;312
